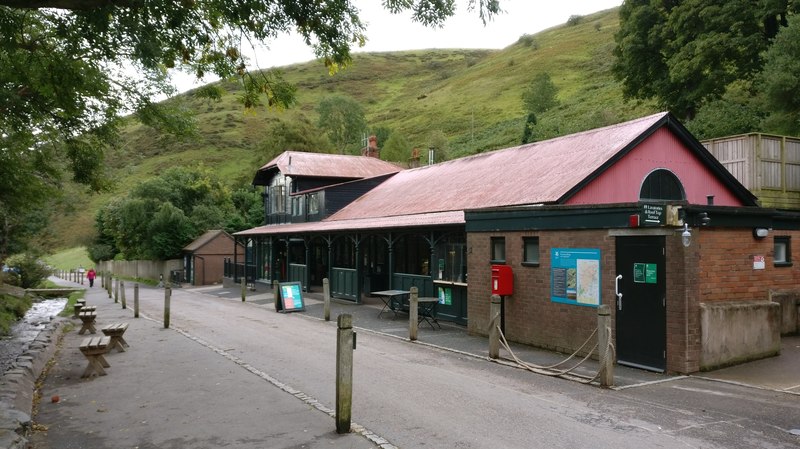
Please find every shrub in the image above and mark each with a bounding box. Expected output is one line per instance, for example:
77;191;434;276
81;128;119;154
5;253;52;289
567;15;583;26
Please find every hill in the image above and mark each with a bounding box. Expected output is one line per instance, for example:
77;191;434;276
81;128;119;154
47;7;657;249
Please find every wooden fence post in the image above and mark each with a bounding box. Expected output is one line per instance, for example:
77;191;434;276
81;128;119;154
273;280;280;311
336;314;354;434
164;286;171;328
408;286;419;341
323;278;331;321
489;294;501;359
134;283;140;318
114;277;119;303
120;280;127;309
241;277;246;302
597;304;614;387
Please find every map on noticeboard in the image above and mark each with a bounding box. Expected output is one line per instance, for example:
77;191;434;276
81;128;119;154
278;282;305;313
551;248;601;307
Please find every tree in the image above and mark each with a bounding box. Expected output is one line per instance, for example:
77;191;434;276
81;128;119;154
613;0;798;120
521;113;537;144
316;95;367;154
759;13;800;135
381;132;413;163
1;0;500;259
521;73;559;115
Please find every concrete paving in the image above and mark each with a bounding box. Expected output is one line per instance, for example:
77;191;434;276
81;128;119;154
26;278;800;448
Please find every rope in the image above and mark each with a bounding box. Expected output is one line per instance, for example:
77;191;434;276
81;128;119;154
494;324;614;385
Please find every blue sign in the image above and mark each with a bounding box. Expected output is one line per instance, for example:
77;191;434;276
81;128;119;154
278;282;305;313
551;248;601;307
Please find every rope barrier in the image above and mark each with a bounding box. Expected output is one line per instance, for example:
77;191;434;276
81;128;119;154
494;324;615;385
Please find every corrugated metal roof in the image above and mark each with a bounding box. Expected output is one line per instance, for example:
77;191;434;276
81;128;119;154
328;112;669;221
254;151;402;183
236;211;464;236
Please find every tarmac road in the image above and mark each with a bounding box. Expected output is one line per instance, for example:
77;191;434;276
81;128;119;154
28;280;800;448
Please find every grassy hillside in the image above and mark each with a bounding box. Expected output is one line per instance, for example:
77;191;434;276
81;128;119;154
48;7;657;249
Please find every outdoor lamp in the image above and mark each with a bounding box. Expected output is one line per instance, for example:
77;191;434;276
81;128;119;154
681;223;692;247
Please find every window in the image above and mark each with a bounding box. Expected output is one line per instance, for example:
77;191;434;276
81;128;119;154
308;193;320;215
291;196;304;217
433;235;467;283
269;184;285;214
491;237;506;263
639;169;685;201
394;235;429;275
522;237;539;266
774;236;792;266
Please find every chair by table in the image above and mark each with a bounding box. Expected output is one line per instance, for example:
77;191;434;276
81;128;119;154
416;297;441;330
371;290;410;318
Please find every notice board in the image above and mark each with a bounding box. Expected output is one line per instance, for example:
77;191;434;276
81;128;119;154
277;282;305;313
550;248;601;307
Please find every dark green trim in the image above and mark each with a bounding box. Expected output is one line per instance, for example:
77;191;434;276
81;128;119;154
466;204;641;232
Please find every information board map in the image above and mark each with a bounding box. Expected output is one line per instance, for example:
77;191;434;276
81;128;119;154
551;248;601;307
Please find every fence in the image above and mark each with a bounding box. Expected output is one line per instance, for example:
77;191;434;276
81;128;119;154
97;259;182;283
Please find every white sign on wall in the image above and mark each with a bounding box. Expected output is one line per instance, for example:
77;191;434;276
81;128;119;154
753;255;765;270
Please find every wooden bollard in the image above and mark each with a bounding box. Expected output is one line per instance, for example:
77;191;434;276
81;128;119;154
323;278;331;321
120;280;127;309
489;295;502;359
106;273;112;299
164;286;171;328
134;283;140;318
336;314;355;434
408;286;419;341
273;280;280;312
114;277;119;303
241;277;246;302
597;304;614;387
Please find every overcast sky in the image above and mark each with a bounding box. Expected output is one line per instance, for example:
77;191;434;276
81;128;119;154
171;0;623;92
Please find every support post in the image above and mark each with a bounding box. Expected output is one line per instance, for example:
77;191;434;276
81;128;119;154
323;278;331;321
336;314;354;434
164;286;171;328
134;283;140;318
120;280;127;309
597;304;614;387
273;280;280;312
241;276;246;302
489;294;502;359
408;286;419;341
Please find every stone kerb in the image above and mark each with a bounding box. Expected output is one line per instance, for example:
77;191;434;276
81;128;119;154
0;318;67;449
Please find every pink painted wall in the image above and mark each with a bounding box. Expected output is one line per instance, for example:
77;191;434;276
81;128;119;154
565;128;745;206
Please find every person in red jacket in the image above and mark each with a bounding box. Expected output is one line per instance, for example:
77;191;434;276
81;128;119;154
87;268;96;287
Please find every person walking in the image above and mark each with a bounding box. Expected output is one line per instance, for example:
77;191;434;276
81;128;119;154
87;268;96;287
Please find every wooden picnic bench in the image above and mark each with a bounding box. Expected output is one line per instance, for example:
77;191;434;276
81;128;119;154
101;322;130;352
79;336;111;377
78;310;97;335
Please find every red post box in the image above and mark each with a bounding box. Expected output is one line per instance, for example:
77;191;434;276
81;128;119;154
491;264;513;296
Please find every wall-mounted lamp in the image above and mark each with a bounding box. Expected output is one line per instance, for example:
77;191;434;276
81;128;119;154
753;227;769;239
681;223;692;247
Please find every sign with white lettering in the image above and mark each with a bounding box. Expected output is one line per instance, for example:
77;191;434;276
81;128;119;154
641;204;665;226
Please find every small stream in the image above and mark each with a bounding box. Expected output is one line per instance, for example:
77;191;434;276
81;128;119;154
0;298;66;375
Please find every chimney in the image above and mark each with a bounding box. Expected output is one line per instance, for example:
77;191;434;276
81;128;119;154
409;148;421;168
363;135;380;158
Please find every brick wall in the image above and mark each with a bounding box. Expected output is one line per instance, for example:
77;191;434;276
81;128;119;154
696;228;800;302
468;230;615;355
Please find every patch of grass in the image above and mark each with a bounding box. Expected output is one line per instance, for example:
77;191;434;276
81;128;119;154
0;293;33;335
44;247;93;271
59;290;86;318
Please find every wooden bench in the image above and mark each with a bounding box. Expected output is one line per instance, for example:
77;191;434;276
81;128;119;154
101;322;129;352
78;310;97;335
73;302;84;318
79;336;111;378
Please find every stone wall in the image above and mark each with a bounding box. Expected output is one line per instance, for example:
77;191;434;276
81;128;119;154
699;301;781;371
769;290;800;335
97;259;182;284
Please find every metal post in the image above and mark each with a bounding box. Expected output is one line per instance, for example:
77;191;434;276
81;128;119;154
241;276;246;302
409;286;419;341
336;314;354;434
164;286;171;328
323;278;331;321
489;294;502;359
597;304;614;387
134;283;140;318
120;280;127;309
